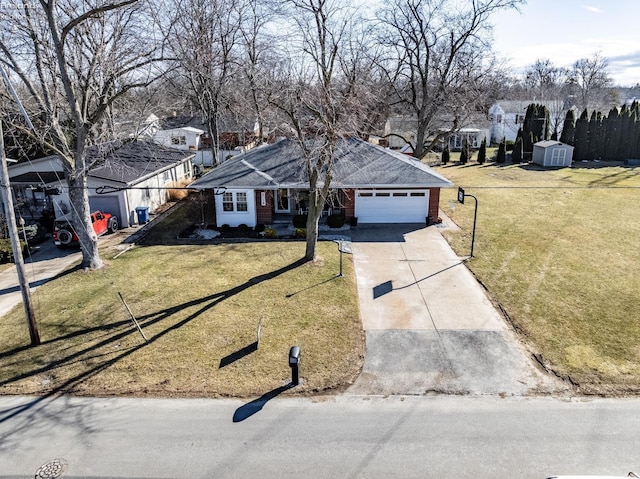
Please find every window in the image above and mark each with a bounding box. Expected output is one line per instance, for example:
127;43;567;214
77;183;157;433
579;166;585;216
358;192;373;197
375;192;390;197
183;162;191;177
515;114;525;125
236;192;248;211
222;191;249;212
393;192;408;197
143;188;150;200
222;192;234;211
163;170;171;181
171;136;186;145
410;192;426;197
496;114;503;124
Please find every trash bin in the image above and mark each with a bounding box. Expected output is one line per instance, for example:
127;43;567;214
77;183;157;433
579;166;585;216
135;206;150;224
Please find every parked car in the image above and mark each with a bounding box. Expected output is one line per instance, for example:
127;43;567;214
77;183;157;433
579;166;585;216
52;210;118;247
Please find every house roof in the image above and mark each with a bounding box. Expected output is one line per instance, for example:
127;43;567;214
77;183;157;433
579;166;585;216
190;137;453;190
10;171;66;184
87;141;194;185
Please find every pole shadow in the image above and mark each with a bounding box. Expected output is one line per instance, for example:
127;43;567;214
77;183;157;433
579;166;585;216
219;341;258;368
372;262;465;299
232;383;294;423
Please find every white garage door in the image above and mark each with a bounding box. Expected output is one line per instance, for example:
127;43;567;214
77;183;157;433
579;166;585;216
355;190;429;223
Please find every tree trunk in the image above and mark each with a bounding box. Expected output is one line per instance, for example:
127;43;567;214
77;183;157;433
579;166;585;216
304;188;322;261
207;113;221;166
67;162;104;270
414;121;428;159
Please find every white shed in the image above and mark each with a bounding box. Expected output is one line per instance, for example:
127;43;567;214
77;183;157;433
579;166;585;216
532;140;574;167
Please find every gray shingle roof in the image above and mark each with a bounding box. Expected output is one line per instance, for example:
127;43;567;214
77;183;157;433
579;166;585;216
190;138;453;190
87;141;193;184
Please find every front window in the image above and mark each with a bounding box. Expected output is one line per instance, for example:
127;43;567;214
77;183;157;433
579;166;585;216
222;191;249;212
236;192;248;211
171;136;186;145
222;192;234;211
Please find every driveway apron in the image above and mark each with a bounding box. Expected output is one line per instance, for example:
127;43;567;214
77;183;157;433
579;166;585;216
346;224;565;396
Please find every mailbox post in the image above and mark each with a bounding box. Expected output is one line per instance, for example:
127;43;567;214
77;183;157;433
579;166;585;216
289;346;300;385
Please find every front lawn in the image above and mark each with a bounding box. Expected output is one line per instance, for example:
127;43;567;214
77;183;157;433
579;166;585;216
0;229;363;397
435;161;640;394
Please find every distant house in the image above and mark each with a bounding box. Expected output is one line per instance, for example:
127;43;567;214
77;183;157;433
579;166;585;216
532;140;574;167
488;99;571;144
8;141;195;227
385;115;489;153
154;115;260;166
153;126;205;152
189;137;453;227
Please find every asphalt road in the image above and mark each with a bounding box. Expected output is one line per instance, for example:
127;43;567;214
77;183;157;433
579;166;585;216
2;394;640;479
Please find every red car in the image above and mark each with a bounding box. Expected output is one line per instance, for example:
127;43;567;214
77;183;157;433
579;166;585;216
53;210;119;247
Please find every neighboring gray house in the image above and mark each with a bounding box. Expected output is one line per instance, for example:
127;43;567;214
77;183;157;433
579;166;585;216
8;141;195;227
532;140;574;167
189;137;453;226
86;141;195;227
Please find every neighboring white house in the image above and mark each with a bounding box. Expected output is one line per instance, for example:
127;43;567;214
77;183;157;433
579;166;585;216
153;126;205;151
384;116;418;150
7;141;195;228
440;127;489;151
532;140;574;167
488;99;570;144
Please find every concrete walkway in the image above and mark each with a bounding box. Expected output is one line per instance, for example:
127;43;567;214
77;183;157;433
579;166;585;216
0;240;82;317
346;223;567;396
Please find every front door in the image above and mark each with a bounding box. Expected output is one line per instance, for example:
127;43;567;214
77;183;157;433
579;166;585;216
275;189;290;213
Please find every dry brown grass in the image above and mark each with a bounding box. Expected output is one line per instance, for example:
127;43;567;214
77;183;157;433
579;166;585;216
167;179;194;201
0;234;363;398
435;161;640;394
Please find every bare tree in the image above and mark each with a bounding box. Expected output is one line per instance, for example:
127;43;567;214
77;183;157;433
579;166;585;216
0;0;166;269
524;58;568;99
168;0;243;165
235;0;280;143
376;0;523;159
568;52;614;111
270;0;378;261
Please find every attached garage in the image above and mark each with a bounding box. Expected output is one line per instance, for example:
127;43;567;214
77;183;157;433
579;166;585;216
89;195;121;219
355;190;429;223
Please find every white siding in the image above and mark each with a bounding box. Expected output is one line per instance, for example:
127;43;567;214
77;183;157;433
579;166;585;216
215;189;256;227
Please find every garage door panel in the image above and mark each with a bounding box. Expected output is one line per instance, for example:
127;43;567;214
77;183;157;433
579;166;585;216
356;190;429;223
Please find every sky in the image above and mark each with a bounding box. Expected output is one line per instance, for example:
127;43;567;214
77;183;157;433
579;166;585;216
491;0;640;86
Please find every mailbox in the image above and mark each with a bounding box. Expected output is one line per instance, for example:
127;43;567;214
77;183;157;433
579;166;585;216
289;346;300;386
289;346;300;367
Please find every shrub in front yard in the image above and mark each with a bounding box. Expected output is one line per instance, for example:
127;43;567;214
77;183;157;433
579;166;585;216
263;227;277;238
293;214;307;228
327;214;345;228
295;228;306;238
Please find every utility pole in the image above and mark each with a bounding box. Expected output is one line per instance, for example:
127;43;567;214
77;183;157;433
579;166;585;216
0;121;39;345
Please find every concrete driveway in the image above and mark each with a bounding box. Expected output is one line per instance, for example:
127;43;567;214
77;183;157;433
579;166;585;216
346;223;567;396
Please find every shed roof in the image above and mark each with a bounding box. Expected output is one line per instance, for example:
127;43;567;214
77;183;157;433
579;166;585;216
190;137;453;190
534;140;573;149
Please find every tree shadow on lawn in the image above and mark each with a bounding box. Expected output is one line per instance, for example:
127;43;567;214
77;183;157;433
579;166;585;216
0;257;308;425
